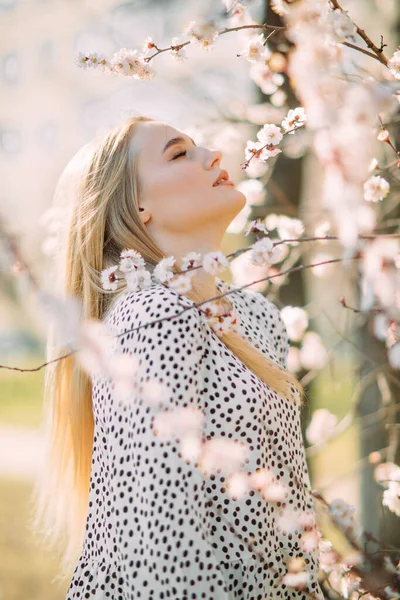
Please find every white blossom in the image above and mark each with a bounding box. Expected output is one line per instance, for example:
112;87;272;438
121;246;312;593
368;157;379;172
250;237;278;266
36;290;81;348
363;175;390;202
205;307;241;338
244;158;269;179
152;406;204;439
270;0;289;16
110;353;143;403
287;346;301;373
202;250;230;275
270;89;287;107
140;380;169;406
226;471;249;499
257;123;283;146
383;556;398;574
199;438;250;475
183;20;219;50
306;408;338;445
180;435;203;462
101;265;119;291
249;62;285;95
281;107;307;134
72;318;143;403
357;204;376;234
280;306;308;341
340;572;362;598
300;331;328;370
328;498;363;541
248;467;273;490
167;272;195;294
377;129;390;142
244;220;269;237
245;140;268;163
359;240;400;311
374;462;400;487
76;52;89;69
119;249;146;272
384;586;400;599
265;214;304;246
327;9;357;43
227;2;253;26
76;319;116;376
373;313;390;341
281;571;310;589
388;342;400;370
181;251;203;272
275;215;305;245
388;49;400;80
302;529;321;552
361;238;399;279
153;256;176;283
383;482;400;516
261;146;282;159
75;52;110;72
281;558;310;589
142;36;155;55
170;37;188;62
125;268;153;293
261;482;287;502
230;248;270;292
111;48;155;80
239;34;271;63
236;179;265;206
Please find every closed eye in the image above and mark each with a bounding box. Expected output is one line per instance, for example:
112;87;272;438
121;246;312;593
172;150;187;160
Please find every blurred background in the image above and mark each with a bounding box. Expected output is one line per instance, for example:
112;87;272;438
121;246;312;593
1;0;399;598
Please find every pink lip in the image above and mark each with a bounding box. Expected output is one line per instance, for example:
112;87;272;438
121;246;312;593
215;180;235;187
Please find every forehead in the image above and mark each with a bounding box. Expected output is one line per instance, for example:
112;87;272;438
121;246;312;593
133;121;181;157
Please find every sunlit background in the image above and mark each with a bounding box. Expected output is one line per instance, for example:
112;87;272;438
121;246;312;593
1;0;399;598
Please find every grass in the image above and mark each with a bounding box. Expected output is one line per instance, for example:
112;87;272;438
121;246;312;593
0;357;45;428
0;356;71;599
0;477;69;600
305;359;362;554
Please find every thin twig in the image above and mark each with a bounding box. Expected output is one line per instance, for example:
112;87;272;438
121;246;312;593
342;41;384;62
329;0;389;66
144;23;284;62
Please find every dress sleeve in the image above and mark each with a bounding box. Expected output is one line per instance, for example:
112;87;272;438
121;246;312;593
252;292;290;369
271;303;290;369
105;286;229;599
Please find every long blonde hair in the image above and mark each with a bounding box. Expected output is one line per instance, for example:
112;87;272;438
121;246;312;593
31;115;305;577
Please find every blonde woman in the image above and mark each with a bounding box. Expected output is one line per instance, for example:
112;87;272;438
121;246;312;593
34;116;324;599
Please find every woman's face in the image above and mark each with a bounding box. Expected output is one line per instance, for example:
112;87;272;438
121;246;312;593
133;121;246;245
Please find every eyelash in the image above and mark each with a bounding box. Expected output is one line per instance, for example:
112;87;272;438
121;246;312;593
172;150;187;160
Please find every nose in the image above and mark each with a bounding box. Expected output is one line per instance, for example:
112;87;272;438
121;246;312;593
206;148;222;170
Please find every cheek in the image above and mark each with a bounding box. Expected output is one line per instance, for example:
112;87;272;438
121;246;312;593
145;162;206;201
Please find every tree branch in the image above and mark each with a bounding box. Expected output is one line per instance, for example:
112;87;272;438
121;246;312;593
330;0;389;66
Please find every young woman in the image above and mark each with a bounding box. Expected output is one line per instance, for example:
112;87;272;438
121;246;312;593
34;115;324;599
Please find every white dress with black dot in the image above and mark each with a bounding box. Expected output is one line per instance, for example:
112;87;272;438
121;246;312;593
66;279;324;600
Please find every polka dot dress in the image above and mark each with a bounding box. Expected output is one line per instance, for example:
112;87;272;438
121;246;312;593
66;279;324;599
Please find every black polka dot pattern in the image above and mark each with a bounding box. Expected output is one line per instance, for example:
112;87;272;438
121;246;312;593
66;280;324;599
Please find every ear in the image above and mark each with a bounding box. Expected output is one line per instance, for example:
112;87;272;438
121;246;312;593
139;207;151;224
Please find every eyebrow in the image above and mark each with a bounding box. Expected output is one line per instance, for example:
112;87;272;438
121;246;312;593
161;135;196;155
